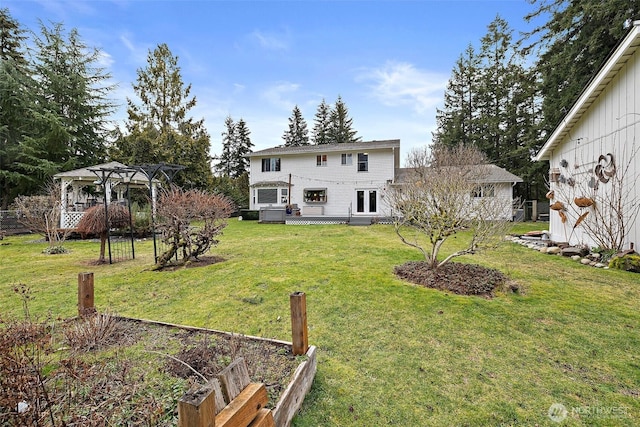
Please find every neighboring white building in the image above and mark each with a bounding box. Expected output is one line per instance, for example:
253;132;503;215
395;164;522;221
247;140;400;221
535;21;640;249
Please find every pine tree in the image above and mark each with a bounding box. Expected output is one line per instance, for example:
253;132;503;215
113;43;213;189
282;105;310;146
232;118;253;178
525;0;640;136
434;16;543;199
215;116;253;179
329;96;360;144
312;98;331;145
216;116;235;177
32;22;115;169
433;45;480;147
0;9;43;209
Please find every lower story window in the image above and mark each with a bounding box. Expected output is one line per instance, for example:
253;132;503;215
304;188;327;203
257;188;278;203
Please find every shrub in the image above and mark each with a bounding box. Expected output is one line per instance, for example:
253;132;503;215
608;254;640;273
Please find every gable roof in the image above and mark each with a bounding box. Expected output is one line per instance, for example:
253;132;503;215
53;161;155;185
395;164;522;184
535;21;640;161
247;139;400;157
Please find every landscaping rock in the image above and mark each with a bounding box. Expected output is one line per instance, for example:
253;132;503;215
594;263;606;268
546;246;561;255
539;247;548;253
580;258;591;265
571;255;581;261
562;246;589;257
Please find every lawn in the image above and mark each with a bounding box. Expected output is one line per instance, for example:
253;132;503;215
1;221;638;426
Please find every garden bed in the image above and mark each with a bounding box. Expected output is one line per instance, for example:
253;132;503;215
0;313;316;426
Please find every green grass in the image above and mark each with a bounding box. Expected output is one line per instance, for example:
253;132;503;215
1;221;639;426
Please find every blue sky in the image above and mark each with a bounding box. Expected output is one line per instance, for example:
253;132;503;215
3;0;539;164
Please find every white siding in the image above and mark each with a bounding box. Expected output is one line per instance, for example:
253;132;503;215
547;48;640;249
249;145;396;216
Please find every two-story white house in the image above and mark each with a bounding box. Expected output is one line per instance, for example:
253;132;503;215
247;140;400;223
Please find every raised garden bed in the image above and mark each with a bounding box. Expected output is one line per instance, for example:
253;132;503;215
0;313;316;426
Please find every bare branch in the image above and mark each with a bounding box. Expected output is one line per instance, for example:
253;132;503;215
386;143;514;269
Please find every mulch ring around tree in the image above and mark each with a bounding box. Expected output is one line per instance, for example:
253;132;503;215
394;261;518;298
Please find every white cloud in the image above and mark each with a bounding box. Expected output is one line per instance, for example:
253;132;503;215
356;61;448;114
119;33;148;64
250;29;290;51
260;82;301;111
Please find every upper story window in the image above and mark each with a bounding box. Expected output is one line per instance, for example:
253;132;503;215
341;153;352;165
316;154;327;166
357;153;368;172
261;157;281;172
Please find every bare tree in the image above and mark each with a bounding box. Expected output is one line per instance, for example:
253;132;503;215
13;181;71;253
155;186;235;268
387;143;513;269
547;143;640;251
76;204;130;263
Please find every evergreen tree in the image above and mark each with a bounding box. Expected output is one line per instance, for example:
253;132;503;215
215;116;252;179
312;98;331;145
329;96;360;143
433;45;480;147
216;116;235;177
232;118;253;178
282;105;310;146
525;0;640;136
434;16;543;199
0;9;42;209
113;43;213;189
32;21;115;170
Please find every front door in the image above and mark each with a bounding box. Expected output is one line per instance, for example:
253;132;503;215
356;190;377;214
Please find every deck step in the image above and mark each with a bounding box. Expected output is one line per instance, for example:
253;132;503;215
349;216;372;226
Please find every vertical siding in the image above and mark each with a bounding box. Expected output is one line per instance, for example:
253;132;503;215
549;49;640;249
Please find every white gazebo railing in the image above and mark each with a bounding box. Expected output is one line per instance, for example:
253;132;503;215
62;211;85;229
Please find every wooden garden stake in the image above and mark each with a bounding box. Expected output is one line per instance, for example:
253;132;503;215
290;291;308;356
77;272;96;317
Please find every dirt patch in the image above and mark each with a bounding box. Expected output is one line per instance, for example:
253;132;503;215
394;261;517;297
0;315;300;426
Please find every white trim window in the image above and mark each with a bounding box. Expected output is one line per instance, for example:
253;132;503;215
304;188;327;203
357;153;368;172
341;153;352;165
472;184;495;198
316;154;327;166
261;158;281;172
257;188;278;203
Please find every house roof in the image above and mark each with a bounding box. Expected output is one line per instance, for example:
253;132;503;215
535;21;640;161
250;180;291;188
247;139;400;157
53;161;156;186
395;164;522;184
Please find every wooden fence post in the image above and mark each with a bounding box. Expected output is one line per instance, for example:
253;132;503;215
77;272;95;317
178;380;217;427
290;291;308;356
